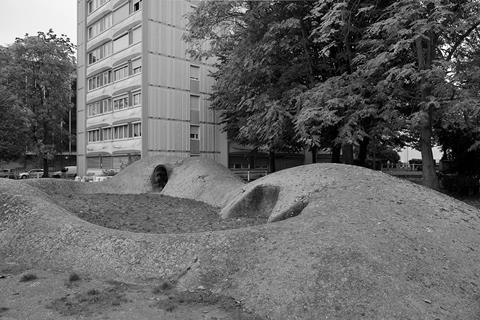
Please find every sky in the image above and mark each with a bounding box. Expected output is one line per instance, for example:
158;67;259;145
0;0;77;46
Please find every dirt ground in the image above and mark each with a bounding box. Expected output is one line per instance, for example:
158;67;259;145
51;194;268;234
0;258;263;320
1;193;269;319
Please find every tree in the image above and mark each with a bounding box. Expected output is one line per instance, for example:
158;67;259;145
0;85;30;160
355;0;480;189
186;1;321;170
2;30;75;176
187;0;480;189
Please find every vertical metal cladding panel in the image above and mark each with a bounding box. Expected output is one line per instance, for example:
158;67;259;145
77;0;87;176
149;55;188;91
148;87;188;121
149;21;159;53
199;94;215;124
77;68;86;92
199;124;211;153
148;118;188;153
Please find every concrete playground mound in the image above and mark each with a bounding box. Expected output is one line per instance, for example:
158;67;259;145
1;162;480;319
25;156;244;207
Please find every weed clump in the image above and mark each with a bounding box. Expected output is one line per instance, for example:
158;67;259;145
19;273;37;282
69;272;81;282
152;280;174;294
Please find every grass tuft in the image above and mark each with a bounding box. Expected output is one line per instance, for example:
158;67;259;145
152;280;173;294
68;272;81;282
19;273;37;282
87;289;99;296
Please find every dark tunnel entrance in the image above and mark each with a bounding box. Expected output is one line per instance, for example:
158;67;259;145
151;165;168;191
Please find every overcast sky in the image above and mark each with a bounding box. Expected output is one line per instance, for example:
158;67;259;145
0;0;77;46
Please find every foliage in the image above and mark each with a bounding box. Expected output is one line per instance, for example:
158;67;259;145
186;0;480;187
186;1;320;154
1;30;75;174
0;85;30;160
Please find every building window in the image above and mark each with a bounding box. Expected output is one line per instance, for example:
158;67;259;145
113;124;129;139
190;65;200;80
88;42;112;65
113;33;129;52
88;129;101;142
133;122;141;137
87;98;112;117
190;95;199;110
102;127;112;140
113;2;129;24
113;95;129;111
190;65;200;93
132;26;142;43
132;58;142;74
133;0;143;12
114;64;129;81
132;91;141;106
87;0;110;15
87;14;112;40
190;125;199;140
87;70;112;92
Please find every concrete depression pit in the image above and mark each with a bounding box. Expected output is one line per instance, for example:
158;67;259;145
2;160;480;320
51;193;270;234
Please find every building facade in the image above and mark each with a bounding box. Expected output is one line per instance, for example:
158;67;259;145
77;0;227;176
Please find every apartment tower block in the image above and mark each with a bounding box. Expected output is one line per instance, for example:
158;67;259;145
76;0;227;176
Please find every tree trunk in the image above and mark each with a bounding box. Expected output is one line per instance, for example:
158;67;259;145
357;137;369;167
269;150;276;173
342;143;354;165
419;111;440;189
415;36;440;190
331;145;341;163
42;158;49;178
311;146;318;164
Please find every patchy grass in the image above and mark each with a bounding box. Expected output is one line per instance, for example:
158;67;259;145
19;273;37;282
47;283;128;316
155;299;177;312
152;289;264;319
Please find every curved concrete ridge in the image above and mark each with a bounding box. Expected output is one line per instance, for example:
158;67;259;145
24;156;244;207
2;163;480;319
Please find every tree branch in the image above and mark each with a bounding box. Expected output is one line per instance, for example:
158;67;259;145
446;20;480;61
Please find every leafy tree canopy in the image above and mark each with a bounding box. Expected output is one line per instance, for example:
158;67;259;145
1;30;75;174
186;0;480;187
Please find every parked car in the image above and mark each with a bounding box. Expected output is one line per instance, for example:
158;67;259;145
0;169;16;179
52;166;77;179
18;169;44;179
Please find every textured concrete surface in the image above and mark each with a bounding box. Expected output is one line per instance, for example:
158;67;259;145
24;156;244;207
1;161;480;319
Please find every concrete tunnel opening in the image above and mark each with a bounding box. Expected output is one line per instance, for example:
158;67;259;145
151;165;169;191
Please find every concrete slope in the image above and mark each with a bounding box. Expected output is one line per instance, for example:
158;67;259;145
1;163;480;319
